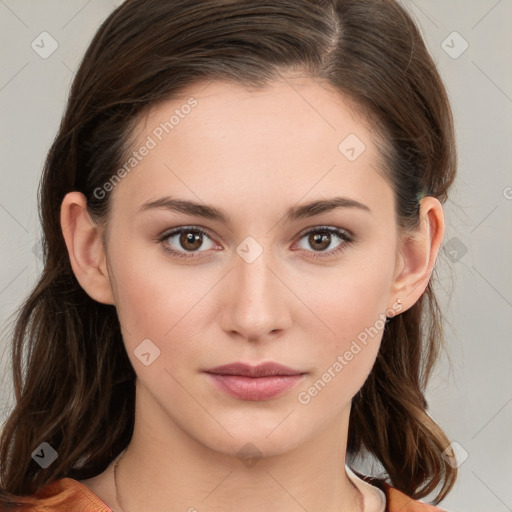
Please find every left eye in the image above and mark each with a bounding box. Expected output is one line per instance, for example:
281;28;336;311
294;227;353;257
301;227;350;253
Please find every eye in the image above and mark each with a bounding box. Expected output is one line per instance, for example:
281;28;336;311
158;225;354;261
294;226;354;259
158;227;218;259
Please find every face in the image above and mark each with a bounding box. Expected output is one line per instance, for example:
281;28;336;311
101;75;403;458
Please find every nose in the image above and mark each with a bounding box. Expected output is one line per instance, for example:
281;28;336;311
220;246;293;343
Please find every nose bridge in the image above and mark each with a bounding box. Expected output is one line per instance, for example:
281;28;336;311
222;238;291;340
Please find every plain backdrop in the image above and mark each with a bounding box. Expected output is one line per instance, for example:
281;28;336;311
0;1;511;511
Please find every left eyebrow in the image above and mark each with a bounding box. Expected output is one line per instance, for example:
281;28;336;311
287;196;371;221
138;195;371;226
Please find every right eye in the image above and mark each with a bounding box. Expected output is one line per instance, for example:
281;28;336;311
159;226;219;259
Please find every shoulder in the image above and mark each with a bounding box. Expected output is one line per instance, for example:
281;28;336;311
371;479;448;512
349;467;449;512
6;478;112;512
385;485;448;511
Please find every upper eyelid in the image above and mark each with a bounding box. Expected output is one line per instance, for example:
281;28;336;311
161;225;215;241
297;225;353;237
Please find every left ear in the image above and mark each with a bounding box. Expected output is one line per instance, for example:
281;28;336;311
387;196;445;313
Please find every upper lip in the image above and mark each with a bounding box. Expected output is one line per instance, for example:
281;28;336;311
205;362;304;377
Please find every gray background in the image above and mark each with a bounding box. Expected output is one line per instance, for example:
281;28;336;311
0;1;511;510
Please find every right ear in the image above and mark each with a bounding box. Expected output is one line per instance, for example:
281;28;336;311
60;191;115;305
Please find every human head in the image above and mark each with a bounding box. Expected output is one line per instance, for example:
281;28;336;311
0;0;456;503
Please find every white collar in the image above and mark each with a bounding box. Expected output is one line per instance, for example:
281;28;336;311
345;465;387;512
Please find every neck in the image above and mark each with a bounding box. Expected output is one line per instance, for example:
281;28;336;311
112;385;363;512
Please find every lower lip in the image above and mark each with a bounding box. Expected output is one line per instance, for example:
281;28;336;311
206;373;304;401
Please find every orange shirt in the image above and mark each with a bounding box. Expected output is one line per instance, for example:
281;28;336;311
8;477;447;512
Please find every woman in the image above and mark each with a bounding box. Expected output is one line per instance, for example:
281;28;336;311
0;0;459;510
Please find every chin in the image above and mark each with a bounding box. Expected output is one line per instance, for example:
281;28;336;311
193;417;311;462
206;434;303;465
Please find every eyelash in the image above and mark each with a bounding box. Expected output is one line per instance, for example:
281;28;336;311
157;225;355;260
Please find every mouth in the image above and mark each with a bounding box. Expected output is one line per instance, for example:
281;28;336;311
204;362;306;401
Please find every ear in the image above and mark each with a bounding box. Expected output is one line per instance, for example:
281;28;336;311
387;196;445;314
60;191;115;305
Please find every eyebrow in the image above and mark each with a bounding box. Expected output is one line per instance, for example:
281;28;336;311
139;195;371;224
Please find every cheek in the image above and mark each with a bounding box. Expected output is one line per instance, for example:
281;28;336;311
293;250;394;402
295;272;389;411
299;260;393;347
108;250;216;365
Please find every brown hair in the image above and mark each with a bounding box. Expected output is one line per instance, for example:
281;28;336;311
0;0;457;506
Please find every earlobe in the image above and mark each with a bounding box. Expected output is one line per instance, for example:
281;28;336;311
60;191;115;305
388;196;445;313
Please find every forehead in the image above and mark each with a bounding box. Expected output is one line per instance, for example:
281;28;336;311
111;76;393;222
138;75;373;153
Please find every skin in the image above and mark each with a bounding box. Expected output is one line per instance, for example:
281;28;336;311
61;73;444;512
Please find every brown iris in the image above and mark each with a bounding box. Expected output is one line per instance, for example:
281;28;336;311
180;231;203;251
308;232;331;251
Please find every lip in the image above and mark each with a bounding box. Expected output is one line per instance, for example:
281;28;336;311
204;362;306;401
207;362;303;377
